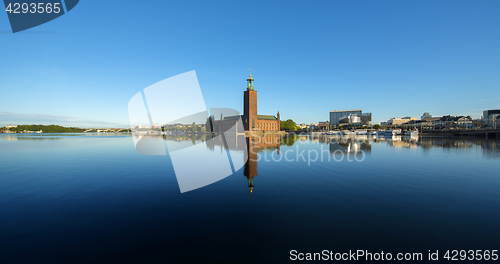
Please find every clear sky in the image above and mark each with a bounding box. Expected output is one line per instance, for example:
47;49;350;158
1;0;499;127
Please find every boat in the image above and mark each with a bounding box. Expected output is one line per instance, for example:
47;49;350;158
355;129;367;135
377;130;392;137
378;129;401;137
342;130;355;136
405;129;419;137
326;131;341;135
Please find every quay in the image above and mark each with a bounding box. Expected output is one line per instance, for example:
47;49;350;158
421;129;500;138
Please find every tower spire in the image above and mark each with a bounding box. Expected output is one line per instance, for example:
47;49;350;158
246;69;254;91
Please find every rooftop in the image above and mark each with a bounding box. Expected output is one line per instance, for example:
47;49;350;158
257;115;277;120
330;109;362;112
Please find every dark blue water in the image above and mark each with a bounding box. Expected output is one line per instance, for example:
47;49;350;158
1;134;499;263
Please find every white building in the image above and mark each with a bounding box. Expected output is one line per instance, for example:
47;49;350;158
421;112;432;121
297;123;309;129
387;117;417;126
483;110;500;128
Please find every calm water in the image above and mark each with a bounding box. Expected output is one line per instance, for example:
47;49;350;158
0;133;499;263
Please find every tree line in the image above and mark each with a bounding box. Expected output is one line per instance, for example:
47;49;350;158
2;125;84;133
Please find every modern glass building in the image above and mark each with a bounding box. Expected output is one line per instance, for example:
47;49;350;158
483;109;500;127
329;109;371;127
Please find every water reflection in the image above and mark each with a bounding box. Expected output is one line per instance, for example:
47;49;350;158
244;135;281;193
329;137;372;155
133;133;500;163
0;135;62;141
418;136;500;158
206;133;281;193
310;134;500;159
388;136;419;148
152;133;500;192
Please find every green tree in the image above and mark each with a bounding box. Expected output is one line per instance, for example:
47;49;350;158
373;124;381;129
7;124;83;133
191;122;197;133
281;134;299;146
280;119;297;131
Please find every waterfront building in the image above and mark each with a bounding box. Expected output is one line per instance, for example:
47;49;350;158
361;113;372;125
483;109;500;128
297;123;309;129
388;115;477;130
387;117;417;126
457;116;473;128
214;73;280;132
330;109;361;126
421;112;439;122
330;109;372;127
472;119;484;129
421;112;432;121
339;115;361;124
318;121;330;130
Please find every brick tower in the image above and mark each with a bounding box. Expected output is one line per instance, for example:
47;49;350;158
243;72;257;131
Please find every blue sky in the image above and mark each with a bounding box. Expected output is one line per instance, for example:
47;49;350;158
1;0;499;127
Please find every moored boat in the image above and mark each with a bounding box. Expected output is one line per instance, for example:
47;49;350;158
342;130;355;135
378;129;401;137
405;129;419;136
355;129;368;135
326;130;342;135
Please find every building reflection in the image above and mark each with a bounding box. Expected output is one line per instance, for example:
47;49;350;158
205;133;281;193
388;136;419;148
417;137;500;158
149;133;500;193
155;133;500;159
328;137;372;155
244;134;281;193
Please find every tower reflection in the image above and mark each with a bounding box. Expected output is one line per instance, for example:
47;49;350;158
204;133;281;193
244;134;281;193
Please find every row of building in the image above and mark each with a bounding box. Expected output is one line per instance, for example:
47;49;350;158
381;110;500;129
309;109;373;130
306;108;499;131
